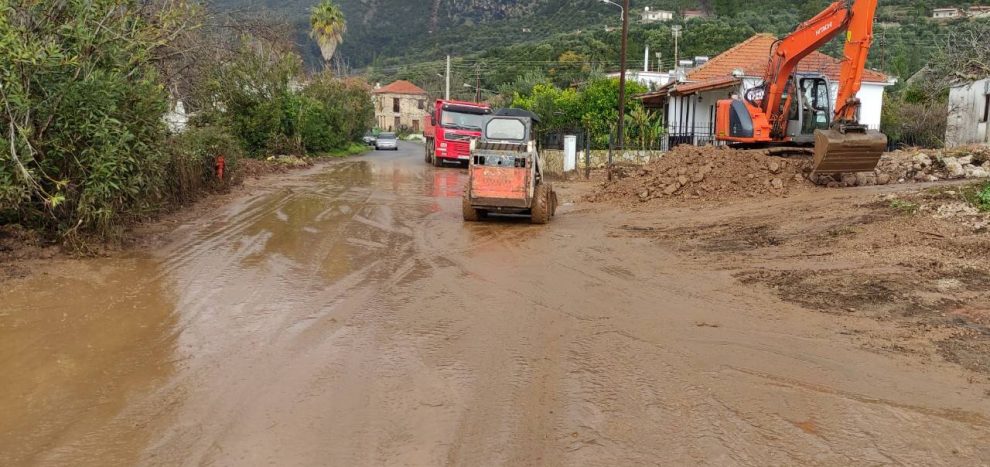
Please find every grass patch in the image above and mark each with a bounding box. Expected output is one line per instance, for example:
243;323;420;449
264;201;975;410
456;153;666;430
889;199;920;214
321;142;372;158
961;182;990;212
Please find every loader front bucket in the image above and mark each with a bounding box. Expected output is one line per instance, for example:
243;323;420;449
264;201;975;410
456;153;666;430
811;129;887;175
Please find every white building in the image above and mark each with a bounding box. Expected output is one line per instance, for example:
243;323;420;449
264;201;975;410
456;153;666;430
639;34;893;146
641;7;673;23
165;100;189;133
606;70;672;90
946;77;990;147
932;8;962;19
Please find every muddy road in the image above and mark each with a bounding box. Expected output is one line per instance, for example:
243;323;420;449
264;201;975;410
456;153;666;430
3;142;990;465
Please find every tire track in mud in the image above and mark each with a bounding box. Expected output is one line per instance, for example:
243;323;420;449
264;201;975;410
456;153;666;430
15;149;990;465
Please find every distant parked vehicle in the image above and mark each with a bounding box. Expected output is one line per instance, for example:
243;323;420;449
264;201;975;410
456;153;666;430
362;131;377;145
375;132;398;151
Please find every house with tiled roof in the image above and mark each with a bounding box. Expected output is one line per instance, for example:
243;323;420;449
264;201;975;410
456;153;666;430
640;34;893;147
373;80;430;132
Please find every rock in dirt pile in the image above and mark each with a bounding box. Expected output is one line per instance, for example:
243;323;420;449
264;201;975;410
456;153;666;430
590;144;990;203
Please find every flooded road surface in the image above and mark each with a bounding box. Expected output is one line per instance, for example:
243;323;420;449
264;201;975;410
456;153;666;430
3;142;990;465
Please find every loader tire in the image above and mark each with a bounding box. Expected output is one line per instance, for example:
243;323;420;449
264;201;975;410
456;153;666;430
531;183;552;224
463;190;481;222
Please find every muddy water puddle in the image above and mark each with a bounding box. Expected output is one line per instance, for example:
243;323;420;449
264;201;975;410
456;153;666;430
0;153;474;465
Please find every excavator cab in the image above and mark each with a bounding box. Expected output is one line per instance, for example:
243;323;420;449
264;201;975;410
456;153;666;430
787;75;832;141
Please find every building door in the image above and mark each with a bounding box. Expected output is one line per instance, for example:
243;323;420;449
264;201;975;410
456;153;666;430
412;120;420;132
394;117;401;131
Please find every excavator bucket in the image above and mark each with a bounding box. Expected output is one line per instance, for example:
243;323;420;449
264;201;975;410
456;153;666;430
811;129;888;175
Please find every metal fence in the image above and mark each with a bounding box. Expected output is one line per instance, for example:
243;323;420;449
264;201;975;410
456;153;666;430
541;127;725;153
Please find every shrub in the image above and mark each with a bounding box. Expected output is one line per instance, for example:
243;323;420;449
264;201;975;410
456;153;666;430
300;76;374;153
880;97;947;149
0;0;174;238
197;39;304;157
166;126;243;205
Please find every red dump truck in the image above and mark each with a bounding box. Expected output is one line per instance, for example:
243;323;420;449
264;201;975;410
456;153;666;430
424;99;492;166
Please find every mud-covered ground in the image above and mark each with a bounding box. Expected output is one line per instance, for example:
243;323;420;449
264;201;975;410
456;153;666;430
2;142;990;465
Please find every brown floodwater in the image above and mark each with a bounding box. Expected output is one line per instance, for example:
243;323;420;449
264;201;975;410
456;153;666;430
3;143;989;465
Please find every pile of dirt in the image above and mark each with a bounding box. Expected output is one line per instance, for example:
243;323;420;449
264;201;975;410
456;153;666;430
588;145;813;204
817;145;990;187
591;144;990;204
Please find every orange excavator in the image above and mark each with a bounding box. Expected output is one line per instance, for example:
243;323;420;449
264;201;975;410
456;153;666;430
715;0;887;175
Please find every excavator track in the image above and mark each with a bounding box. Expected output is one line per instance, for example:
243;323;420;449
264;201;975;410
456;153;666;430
811;128;887;175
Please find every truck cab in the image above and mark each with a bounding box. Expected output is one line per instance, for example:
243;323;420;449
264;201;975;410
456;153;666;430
425;100;492;167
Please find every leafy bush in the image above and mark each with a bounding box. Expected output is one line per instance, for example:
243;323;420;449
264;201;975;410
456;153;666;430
300;76;374;153
166;126;244;205
511;77;648;149
976;183;990;213
880;97;947;149
1;0;173;238
198;42;373;157
197;39;305;157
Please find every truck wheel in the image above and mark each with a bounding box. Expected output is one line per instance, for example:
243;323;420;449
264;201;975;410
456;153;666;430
531;183;552;224
425;140;434;163
433;154;443;167
463;190;481;222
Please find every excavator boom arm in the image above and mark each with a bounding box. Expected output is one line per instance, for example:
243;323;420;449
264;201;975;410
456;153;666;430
761;2;850;129
834;0;880;123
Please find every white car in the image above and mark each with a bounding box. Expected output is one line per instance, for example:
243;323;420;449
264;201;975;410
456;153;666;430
375;132;398;151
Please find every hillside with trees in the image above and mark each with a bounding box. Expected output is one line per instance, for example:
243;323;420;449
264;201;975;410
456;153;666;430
211;0;990;75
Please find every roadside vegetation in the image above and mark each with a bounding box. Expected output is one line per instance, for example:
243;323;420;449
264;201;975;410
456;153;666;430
0;0;371;243
508;77;659;149
963;182;990;212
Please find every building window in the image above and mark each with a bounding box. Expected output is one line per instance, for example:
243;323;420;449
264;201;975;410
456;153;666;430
393;98;400;113
982;94;990;123
418;100;425;110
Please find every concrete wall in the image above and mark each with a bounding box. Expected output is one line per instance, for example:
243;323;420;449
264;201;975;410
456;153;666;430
374;93;429;132
946;77;990;148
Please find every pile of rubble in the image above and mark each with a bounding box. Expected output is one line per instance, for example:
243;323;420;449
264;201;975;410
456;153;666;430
590;145;812;203
591;144;990;204
816;145;990;187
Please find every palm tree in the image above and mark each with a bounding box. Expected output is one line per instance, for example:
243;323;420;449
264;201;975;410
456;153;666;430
310;0;347;65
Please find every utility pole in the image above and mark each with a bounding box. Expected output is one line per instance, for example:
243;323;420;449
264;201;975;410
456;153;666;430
445;55;451;100
475;64;481;102
610;0;630;182
672;25;682;70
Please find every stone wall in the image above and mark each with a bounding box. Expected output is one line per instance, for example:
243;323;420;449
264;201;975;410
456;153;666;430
541;149;664;175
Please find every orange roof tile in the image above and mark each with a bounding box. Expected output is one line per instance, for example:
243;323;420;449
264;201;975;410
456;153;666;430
687;33;888;83
373;80;428;95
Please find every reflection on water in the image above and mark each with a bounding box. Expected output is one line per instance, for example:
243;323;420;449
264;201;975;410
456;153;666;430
0;257;178;465
432;169;466;199
0;153;473;464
